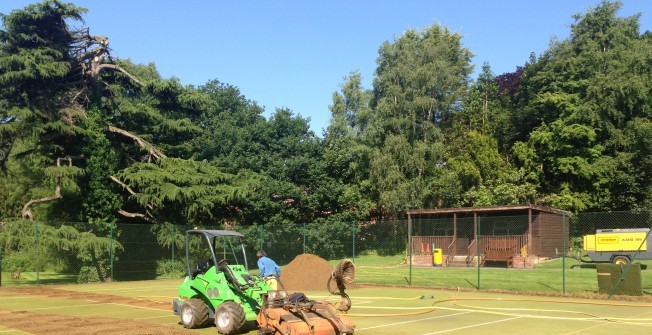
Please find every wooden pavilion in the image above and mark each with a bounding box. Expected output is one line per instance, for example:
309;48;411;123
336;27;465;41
407;205;571;268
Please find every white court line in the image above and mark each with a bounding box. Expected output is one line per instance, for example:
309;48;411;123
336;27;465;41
357;312;471;331
72;285;173;293
0;303;100;313
105;302;170;312
135;314;177;320
420;316;523;335
1;301;168;315
354;306;436;310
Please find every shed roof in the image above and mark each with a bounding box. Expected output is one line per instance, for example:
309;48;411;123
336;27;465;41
407;204;572;217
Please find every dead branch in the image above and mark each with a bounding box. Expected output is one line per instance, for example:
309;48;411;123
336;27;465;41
21;157;74;220
21;186;62;220
108;175;137;195
69;30;143;95
109;175;155;211
106;125;166;159
99;64;143;86
118;209;155;223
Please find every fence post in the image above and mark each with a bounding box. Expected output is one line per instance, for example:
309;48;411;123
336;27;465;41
562;213;566;295
408;217;412;286
352;221;356;263
35;221;40;285
171;224;175;261
0;237;2;286
477;217;481;290
110;222;114;281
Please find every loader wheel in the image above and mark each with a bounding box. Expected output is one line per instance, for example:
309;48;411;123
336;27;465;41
180;298;210;329
216;301;246;335
612;256;630;265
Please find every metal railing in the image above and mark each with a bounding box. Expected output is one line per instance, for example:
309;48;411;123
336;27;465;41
446;238;456;266
466;239;477;265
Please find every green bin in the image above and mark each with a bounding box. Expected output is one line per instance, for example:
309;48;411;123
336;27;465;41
596;263;642;296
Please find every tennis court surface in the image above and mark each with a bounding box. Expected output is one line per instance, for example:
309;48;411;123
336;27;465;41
1;280;651;334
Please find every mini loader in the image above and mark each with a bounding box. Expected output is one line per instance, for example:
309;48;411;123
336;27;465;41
172;229;355;335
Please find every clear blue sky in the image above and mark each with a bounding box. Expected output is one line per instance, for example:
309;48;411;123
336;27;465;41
2;1;651;135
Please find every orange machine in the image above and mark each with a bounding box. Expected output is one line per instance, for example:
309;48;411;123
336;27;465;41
257;259;356;335
257;291;354;335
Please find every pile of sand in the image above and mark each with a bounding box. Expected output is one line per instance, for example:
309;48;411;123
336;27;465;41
279;254;335;291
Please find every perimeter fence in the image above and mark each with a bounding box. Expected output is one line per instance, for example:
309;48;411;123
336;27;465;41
1;210;650;299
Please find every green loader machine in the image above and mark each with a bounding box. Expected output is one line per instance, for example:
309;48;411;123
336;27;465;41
172;229;355;335
173;230;266;333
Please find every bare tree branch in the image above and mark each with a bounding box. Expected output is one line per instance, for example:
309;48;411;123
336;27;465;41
108;175;137;195
118;209;155;223
99;64;143;86
108;174;154;209
106;125;166;159
20;157;78;220
21;186;62;220
68;30;143;95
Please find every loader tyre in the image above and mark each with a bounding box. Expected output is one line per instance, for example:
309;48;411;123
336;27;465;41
180;298;210;329
216;301;246;335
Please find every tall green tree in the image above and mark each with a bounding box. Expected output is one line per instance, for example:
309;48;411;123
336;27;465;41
324;72;375;219
0;1;262;229
514;0;652;211
0;0;86;219
364;25;473;216
372;25;474;143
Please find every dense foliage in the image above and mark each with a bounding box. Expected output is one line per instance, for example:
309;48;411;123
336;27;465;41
1;0;650;228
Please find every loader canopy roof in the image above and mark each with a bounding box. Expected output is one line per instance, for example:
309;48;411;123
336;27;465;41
187;229;244;238
184;229;250;275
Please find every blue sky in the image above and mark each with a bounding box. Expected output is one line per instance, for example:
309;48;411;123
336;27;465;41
2;1;651;135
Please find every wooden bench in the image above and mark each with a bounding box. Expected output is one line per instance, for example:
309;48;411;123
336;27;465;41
482;238;519;267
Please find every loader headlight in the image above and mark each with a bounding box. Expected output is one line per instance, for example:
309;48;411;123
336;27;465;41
207;288;219;297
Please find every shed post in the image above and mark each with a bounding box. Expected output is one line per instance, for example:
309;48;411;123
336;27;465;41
473;212;477;240
453;212;457;255
474;211;478;266
528;208;532;257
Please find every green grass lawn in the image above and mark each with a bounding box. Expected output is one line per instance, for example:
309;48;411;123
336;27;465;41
346;252;652;298
1;271;77;286
4;252;651;299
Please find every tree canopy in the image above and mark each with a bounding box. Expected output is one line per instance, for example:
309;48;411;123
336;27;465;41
1;0;650;229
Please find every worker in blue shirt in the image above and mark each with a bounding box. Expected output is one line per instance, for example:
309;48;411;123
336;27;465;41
257;250;280;289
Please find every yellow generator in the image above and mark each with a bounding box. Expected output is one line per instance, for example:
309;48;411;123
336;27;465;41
582;228;652;265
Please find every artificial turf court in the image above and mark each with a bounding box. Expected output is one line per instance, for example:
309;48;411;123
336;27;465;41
1;279;651;335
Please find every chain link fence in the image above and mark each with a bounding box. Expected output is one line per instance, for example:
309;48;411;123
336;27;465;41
1;211;650;298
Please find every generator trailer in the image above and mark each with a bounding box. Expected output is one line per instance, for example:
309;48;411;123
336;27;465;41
581;228;652;265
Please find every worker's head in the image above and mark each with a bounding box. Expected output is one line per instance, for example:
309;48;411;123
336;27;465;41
256;250;266;258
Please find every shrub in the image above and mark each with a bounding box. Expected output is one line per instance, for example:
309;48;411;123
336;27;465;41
77;265;105;283
156;259;186;279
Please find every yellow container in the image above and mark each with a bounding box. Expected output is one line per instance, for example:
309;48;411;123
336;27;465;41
433;248;443;267
265;277;278;290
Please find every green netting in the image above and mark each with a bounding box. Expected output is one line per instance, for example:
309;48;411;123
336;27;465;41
1;211;650;299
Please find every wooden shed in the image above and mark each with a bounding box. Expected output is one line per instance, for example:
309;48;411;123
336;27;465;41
407;205;571;268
